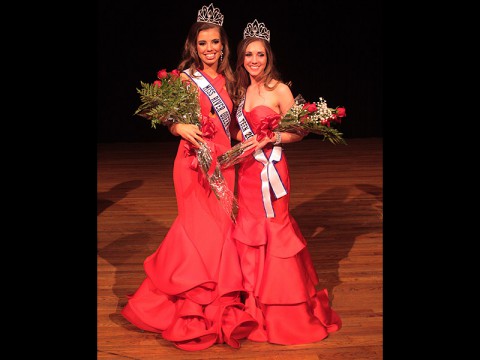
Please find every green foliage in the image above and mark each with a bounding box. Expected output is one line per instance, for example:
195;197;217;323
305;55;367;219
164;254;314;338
134;74;201;129
280;122;347;145
279;95;348;145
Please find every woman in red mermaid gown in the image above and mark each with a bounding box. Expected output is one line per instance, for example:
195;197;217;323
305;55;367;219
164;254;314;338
121;6;258;351
230;20;342;345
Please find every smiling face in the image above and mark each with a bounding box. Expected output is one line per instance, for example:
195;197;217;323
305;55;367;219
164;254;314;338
243;40;267;77
196;28;223;68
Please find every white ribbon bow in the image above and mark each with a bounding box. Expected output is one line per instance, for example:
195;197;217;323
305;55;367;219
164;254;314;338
253;146;287;218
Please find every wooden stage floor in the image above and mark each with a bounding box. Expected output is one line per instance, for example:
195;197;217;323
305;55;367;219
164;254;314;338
97;137;383;359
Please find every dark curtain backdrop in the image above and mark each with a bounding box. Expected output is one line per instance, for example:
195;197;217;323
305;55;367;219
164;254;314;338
98;0;382;142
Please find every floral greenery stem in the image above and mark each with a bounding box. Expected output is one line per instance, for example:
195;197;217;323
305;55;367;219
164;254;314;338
278;121;347;145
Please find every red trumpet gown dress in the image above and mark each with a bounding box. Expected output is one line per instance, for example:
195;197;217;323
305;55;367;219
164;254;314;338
121;71;258;351
233;105;342;345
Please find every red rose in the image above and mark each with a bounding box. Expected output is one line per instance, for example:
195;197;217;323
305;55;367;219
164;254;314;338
331;114;342;124
335;107;346;117
157;69;168;79
153;80;162;87
257;114;281;141
201;115;216;138
171;69;180;78
303;103;317;113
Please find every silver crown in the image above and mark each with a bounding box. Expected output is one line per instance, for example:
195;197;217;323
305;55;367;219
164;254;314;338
243;19;270;42
197;3;224;26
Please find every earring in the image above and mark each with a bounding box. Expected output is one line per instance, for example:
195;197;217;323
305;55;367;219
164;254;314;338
220;50;224;62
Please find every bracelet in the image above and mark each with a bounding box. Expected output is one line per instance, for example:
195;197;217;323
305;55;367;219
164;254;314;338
273;131;282;145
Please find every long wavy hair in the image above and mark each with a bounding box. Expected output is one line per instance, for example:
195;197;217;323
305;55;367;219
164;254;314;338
233;37;281;106
177;22;235;97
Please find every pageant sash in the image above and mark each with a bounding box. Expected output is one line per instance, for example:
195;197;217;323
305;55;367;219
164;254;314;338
183;69;231;139
236;97;255;141
237;96;287;218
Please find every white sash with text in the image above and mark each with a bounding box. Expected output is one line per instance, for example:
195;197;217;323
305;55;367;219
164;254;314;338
183;69;231;139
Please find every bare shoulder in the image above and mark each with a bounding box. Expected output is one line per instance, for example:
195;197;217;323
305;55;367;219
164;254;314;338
265;80;293;98
274;82;294;114
275;82;294;103
275;82;293;97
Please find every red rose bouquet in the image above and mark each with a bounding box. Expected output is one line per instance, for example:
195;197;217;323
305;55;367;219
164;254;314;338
134;68;199;128
218;94;347;169
134;69;238;222
272;94;347;144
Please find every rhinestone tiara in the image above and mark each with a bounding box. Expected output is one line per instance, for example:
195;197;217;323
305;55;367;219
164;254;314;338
243;19;270;42
197;3;224;26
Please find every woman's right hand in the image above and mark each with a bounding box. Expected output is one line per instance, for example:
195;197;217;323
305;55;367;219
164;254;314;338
169;123;205;148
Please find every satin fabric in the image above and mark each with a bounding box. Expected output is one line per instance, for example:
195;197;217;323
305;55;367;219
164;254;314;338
122;70;258;351
233;105;342;345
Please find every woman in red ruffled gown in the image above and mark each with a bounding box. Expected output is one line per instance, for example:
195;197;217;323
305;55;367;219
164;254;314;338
121;6;258;351
230;20;342;345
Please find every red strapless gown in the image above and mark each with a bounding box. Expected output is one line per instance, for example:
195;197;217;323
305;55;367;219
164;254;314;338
233;105;342;345
121;71;258;351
